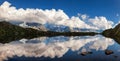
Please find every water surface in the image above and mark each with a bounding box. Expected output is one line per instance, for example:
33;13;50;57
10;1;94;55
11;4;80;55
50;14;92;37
0;35;120;61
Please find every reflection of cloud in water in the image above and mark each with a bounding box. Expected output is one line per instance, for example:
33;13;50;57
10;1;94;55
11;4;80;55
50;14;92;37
0;35;114;61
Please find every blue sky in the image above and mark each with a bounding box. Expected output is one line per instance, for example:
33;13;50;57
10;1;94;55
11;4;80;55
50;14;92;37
0;0;120;23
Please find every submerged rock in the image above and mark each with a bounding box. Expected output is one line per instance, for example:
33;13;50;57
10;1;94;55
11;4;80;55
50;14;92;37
80;51;93;56
113;55;118;58
105;50;113;55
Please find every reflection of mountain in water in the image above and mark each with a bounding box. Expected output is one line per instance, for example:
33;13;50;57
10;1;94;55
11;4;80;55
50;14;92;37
0;35;115;61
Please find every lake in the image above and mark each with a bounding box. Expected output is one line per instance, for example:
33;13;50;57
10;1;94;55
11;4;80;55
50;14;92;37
1;35;120;61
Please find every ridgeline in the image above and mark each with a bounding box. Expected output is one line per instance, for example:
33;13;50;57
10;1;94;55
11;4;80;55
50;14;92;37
102;24;120;37
1;21;120;44
102;23;120;44
0;21;98;43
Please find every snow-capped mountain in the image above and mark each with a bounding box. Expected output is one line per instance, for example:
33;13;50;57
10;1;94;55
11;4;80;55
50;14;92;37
71;28;103;32
10;21;102;32
44;23;71;32
10;21;48;31
44;23;101;32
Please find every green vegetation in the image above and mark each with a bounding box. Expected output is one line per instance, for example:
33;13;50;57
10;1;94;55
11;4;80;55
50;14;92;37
0;21;41;43
102;24;120;44
102;24;120;38
0;21;98;43
102;28;113;37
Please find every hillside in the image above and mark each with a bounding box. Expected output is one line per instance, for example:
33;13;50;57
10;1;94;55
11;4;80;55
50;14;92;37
102;24;120;37
0;21;98;43
0;21;44;43
102;23;120;44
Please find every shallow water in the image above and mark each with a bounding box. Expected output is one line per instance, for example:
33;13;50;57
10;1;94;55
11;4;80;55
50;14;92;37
1;35;120;61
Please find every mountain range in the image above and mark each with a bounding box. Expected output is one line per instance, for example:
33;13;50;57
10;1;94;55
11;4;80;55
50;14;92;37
11;21;101;32
0;21;98;43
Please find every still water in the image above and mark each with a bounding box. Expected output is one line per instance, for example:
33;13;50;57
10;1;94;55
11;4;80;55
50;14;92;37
1;35;120;61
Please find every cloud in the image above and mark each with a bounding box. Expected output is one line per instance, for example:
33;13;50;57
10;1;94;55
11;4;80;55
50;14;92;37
0;1;114;30
77;13;89;20
88;16;114;30
0;35;114;61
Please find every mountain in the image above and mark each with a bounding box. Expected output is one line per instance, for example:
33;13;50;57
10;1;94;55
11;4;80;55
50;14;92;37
0;21;45;43
11;21;101;32
102;23;120;44
44;23;100;32
44;23;71;32
13;22;48;31
102;23;120;37
25;22;48;31
0;21;98;43
0;21;42;36
112;23;120;36
71;28;102;32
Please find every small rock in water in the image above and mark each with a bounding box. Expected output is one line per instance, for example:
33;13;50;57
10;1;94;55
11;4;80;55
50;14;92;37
81;51;93;56
105;50;114;55
113;55;118;58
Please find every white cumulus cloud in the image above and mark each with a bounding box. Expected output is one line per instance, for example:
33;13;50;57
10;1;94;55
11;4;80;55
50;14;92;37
88;16;114;30
0;1;114;30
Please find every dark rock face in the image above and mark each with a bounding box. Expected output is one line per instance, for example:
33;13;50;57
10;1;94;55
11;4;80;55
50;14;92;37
113;24;120;36
102;24;120;37
102;28;113;37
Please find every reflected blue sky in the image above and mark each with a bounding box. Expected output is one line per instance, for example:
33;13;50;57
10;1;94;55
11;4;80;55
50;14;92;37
0;35;120;61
